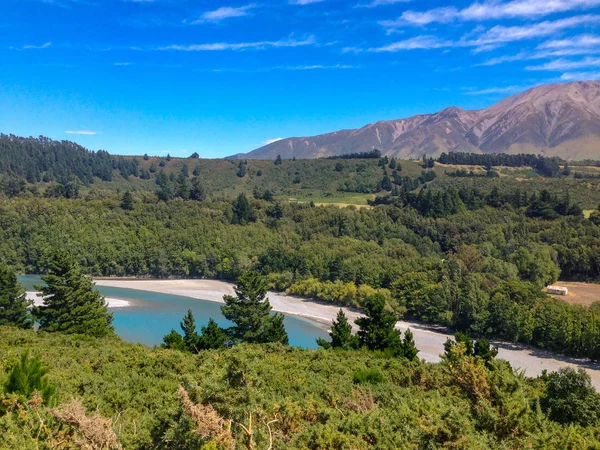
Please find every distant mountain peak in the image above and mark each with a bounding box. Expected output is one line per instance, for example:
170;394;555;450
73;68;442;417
239;81;600;161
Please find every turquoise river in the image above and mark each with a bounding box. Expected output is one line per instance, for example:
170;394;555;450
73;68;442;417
19;276;329;349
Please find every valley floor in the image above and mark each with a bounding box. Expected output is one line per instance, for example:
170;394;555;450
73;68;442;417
94;278;600;388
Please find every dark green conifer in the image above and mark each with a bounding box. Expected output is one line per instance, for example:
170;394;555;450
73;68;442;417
0;264;32;329
221;271;289;345
5;350;56;404
198;318;227;350
317;309;358;350
401;329;419;361
355;294;401;352
181;309;200;352
120;191;134;211
34;253;114;337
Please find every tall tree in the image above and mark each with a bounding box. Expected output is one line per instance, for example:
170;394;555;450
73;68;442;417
221;271;288;345
190;177;207;202
231;193;251;225
120;191;134;211
400;329;419;361
33;253;114;337
0;264;32;329
198;318;227;350
317;309;358;350
355;294;401;353
181;309;200;352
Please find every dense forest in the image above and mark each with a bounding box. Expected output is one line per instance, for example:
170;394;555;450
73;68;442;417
3;136;600;361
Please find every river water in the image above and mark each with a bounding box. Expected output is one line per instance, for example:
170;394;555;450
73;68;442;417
19;276;329;349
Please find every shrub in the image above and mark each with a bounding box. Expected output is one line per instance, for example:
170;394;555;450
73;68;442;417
353;369;385;385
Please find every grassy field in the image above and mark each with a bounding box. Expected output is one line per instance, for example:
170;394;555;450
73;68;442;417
550;281;600;306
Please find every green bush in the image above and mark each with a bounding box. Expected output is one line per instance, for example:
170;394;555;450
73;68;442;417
352;368;385;385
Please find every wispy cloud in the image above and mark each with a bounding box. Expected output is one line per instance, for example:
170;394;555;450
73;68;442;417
370;36;454;52
356;0;412;7
279;64;356;70
526;56;600;71
65;130;99;135
560;70;600;80
539;34;600;50
464;85;531;95
113;62;132;66
158;36;316;52
10;42;52;50
190;4;257;24
289;0;324;4
374;15;600;52
263;138;283;145
388;0;600;28
476;34;600;66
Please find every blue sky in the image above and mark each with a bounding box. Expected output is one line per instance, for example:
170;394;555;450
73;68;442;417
1;0;600;157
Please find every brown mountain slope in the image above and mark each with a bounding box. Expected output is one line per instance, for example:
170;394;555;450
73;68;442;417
239;80;600;161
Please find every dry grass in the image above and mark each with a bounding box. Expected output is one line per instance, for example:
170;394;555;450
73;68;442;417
49;400;121;450
548;282;600;306
178;387;236;449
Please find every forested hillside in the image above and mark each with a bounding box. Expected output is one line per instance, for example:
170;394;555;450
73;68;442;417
4;135;600;359
0;134;139;185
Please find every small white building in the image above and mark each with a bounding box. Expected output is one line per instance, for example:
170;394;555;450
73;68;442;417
547;286;569;296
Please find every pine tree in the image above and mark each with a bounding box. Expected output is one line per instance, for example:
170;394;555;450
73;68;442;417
198;318;227;350
5;349;56;404
162;329;186;351
274;155;283;165
190;177;207;202
231;193;251;225
0;264;32;329
221;271;289;345
400;329;419;361
355;294;401;353
181;309;200;352
33;253;114;337
317;309;358;350
120;191;134;211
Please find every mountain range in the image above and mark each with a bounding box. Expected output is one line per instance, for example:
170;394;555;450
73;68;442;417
237;80;600;161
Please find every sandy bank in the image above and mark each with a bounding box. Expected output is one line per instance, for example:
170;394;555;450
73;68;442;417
26;292;131;309
93;278;600;388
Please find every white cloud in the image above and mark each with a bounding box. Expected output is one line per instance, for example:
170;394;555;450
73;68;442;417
289;0;324;4
465;85;530;95
65;130;99;135
278;64;356;70
263;138;283;145
391;0;600;27
539;34;600;49
560;70;600;80
470;15;600;47
11;42;52;50
113;62;132;66
191;4;257;24
356;0;412;8
374;15;600;53
370;35;454;52
476;35;600;65
526;56;600;71
159;36;316;52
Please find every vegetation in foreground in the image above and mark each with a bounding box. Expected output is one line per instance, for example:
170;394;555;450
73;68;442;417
3;327;600;449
